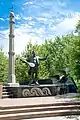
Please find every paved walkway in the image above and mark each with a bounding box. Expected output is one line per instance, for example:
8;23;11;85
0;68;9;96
25;116;80;120
0;93;80;107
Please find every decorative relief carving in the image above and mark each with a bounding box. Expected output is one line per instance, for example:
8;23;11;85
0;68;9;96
31;88;44;96
22;89;30;97
42;87;52;95
22;87;52;97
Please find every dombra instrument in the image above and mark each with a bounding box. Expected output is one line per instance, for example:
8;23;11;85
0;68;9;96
16;57;35;67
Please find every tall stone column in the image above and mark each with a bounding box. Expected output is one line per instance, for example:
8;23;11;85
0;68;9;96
8;11;15;83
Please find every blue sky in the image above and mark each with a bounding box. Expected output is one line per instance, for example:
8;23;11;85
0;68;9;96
0;0;80;54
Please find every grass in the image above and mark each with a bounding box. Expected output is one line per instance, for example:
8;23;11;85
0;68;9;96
72;95;80;98
72;85;80;98
72;82;80;98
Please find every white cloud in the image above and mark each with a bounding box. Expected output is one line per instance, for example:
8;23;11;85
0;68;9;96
36;17;48;22
28;21;35;26
0;29;9;55
49;12;80;35
1;12;80;55
0;18;4;21
57;0;67;7
23;17;32;21
15;14;21;20
33;27;45;35
0;24;42;55
23;2;33;6
14;25;43;54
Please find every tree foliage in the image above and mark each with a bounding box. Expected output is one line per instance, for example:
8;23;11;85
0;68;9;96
0;21;80;83
0;51;8;82
16;34;80;80
15;33;80;82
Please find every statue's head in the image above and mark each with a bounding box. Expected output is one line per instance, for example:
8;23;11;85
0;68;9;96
32;50;36;57
65;68;70;75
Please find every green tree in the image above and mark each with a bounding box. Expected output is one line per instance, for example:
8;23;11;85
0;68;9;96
75;20;80;34
15;30;80;82
0;51;8;82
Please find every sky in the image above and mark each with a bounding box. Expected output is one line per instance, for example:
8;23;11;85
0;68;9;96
0;0;80;54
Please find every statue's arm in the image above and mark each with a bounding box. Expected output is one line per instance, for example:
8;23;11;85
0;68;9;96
39;55;48;60
20;59;27;64
16;57;27;64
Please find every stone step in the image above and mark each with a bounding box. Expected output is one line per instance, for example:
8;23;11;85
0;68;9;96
2;88;7;92
2;86;11;98
2;94;9;98
1;100;80;110
0;109;79;120
2;91;9;95
2;86;7;88
0;105;79;115
0;97;79;119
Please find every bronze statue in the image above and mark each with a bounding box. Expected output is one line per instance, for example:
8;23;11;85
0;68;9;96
27;51;48;85
16;51;48;85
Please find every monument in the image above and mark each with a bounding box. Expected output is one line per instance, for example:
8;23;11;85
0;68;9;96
6;11;77;98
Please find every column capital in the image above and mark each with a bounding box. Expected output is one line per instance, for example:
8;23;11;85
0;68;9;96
8;51;15;55
10;12;14;17
9;20;15;24
9;34;15;38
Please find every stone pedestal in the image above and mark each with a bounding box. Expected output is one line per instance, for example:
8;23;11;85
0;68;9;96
7;83;68;98
0;82;3;99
